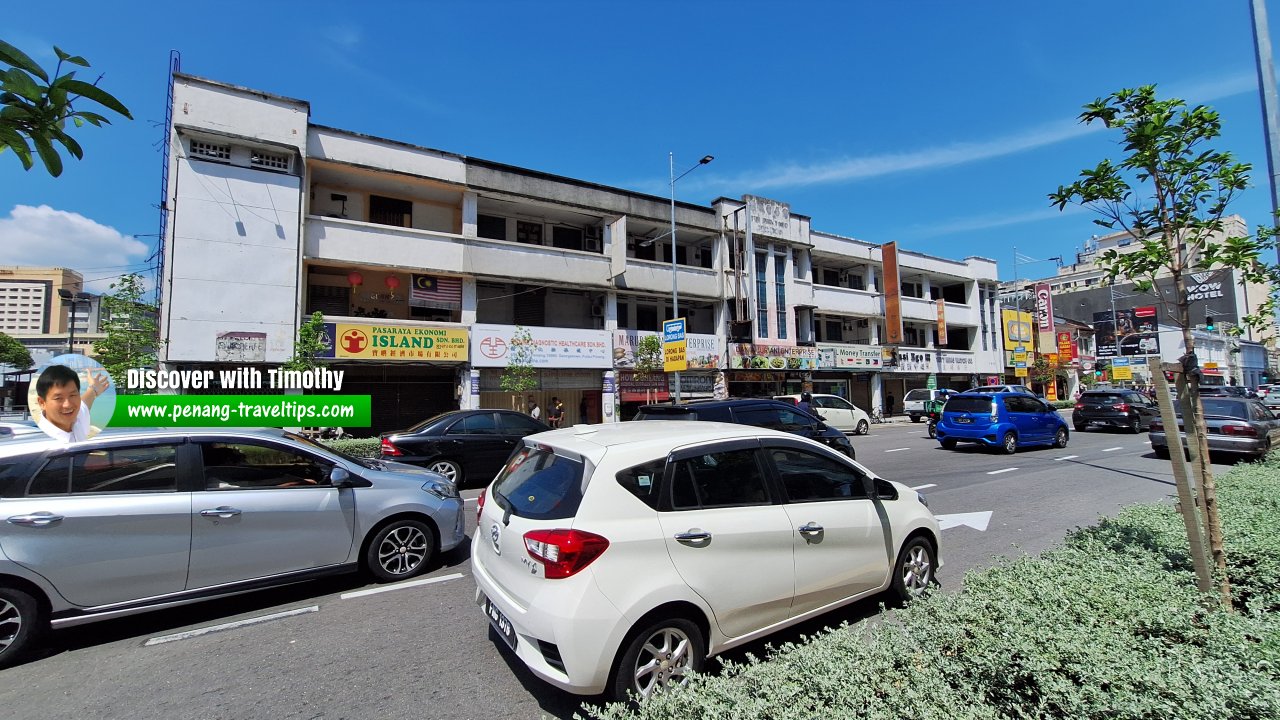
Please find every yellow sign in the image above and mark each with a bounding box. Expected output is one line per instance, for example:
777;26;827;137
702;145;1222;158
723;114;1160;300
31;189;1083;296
328;323;468;361
663;318;687;372
1013;348;1028;363
1002;309;1034;351
1046;382;1058;402
1112;364;1133;380
1015;366;1029;378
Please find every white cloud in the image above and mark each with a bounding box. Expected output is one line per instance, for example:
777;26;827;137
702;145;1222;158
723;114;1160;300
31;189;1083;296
319;25;363;49
906;204;1090;238
0;205;150;293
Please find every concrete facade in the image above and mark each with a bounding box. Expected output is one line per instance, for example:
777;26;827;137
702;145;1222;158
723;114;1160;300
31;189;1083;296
158;74;1005;433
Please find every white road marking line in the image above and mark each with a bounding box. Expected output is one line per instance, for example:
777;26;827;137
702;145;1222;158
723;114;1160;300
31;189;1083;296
1145;441;1151;444
1054;455;1079;461
145;606;319;646
987;468;1018;475
1102;447;1123;452
884;448;911;453
340;572;465;600
910;483;937;490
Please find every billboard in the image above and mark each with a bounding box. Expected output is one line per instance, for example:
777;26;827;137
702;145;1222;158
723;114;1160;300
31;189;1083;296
936;298;947;347
1002;309;1034;351
1093;307;1160;357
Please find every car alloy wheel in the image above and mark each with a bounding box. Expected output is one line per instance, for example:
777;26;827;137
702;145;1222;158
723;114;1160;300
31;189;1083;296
1001;432;1017;455
892;536;936;602
856;420;869;435
0;587;40;669
1054;427;1068;448
428;459;463;485
1129;417;1142;434
613;617;705;702
366;519;435;582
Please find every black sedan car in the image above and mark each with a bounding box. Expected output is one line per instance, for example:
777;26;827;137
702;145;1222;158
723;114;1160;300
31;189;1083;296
633;398;856;459
380;410;550;488
1073;389;1160;433
1149;397;1280;461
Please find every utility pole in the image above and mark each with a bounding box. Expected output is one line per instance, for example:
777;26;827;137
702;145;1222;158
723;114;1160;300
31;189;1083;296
1251;0;1280;264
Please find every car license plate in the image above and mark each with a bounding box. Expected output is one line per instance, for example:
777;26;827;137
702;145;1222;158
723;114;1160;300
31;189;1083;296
955;417;972;424
484;595;517;650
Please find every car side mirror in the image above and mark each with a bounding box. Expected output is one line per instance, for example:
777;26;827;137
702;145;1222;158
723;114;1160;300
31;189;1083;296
330;466;356;488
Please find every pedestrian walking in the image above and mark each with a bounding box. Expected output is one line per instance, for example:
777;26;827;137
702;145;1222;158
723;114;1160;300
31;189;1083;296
885;392;895;417
548;397;564;428
527;395;541;420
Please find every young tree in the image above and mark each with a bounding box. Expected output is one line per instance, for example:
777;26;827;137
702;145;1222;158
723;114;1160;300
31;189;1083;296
283;311;328;372
1051;85;1280;609
95;273;160;392
499;326;538;411
0;332;32;370
0;40;132;176
632;334;664;404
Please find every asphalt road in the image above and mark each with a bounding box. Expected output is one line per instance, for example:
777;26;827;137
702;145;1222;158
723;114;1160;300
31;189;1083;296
0;415;1243;720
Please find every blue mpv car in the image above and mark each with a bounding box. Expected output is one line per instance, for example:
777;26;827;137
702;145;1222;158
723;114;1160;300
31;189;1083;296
936;391;1069;454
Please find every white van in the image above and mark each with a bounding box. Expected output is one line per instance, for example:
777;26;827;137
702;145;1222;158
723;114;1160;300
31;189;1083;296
902;388;956;423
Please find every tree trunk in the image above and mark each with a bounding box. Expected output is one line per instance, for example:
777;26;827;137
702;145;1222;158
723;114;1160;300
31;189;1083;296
1174;285;1232;610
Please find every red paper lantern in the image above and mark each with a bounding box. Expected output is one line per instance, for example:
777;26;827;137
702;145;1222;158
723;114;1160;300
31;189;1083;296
347;271;363;288
385;276;401;290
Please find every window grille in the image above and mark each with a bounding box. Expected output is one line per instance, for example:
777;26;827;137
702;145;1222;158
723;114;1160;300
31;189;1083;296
251;149;290;171
190;140;230;161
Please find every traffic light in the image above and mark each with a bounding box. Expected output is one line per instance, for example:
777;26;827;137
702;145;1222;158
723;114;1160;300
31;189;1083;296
1206;313;1215;331
1095;368;1104;379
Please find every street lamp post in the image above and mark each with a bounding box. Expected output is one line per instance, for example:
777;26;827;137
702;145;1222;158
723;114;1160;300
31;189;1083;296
669;152;713;403
57;289;92;355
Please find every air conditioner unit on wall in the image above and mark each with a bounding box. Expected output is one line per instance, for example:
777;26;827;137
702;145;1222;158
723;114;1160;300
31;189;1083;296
584;235;601;252
590;298;605;317
857;319;869;328
584;225;601;240
843;319;855;331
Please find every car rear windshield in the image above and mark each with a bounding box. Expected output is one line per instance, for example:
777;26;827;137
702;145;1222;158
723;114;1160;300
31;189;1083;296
1081;393;1125;404
904;389;932;402
633;407;698;421
1200;399;1248;419
945;396;992;413
491;445;587;520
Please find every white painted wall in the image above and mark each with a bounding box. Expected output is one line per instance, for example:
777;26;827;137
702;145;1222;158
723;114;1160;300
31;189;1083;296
164;159;301;362
308;128;465;184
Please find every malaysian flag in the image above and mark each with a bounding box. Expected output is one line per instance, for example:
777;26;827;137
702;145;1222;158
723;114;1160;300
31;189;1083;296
410;274;462;310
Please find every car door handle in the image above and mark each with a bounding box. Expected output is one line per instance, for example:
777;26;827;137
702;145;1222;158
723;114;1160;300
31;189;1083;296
798;522;824;535
674;530;712;543
199;507;243;518
7;512;64;527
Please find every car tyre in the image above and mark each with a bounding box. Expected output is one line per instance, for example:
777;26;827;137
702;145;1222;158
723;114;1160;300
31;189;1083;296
1153;446;1171;460
427;459;464;487
610;617;705;703
855;420;869;435
1074;422;1086;432
1128;417;1142;434
1000;431;1017;455
1054;427;1069;448
0;586;41;670
891;536;937;603
941;439;957;450
927;422;937;439
910;414;922;423
364;518;436;583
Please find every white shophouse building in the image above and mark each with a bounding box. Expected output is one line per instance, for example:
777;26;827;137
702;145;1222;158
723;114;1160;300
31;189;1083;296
157;74;1004;434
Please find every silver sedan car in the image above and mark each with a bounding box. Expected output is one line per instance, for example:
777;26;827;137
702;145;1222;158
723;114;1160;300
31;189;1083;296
0;428;466;667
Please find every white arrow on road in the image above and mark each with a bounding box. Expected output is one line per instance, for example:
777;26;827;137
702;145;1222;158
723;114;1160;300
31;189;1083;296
934;511;992;531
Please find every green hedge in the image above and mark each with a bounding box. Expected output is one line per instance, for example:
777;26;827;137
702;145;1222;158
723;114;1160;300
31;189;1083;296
1052;399;1076;409
588;457;1280;720
317;437;381;458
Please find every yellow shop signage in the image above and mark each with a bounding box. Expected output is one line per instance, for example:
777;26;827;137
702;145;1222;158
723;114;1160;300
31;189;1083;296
321;323;468;361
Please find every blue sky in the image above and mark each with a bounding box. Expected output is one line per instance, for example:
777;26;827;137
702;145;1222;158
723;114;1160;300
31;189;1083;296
1;1;1275;292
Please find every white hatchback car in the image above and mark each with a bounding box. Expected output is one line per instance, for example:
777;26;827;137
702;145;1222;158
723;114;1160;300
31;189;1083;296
472;421;941;701
774;394;872;435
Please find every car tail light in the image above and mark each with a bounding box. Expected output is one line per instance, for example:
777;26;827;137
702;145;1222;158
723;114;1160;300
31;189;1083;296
476;488;486;525
1149;420;1163;431
380;437;402;456
523;529;610;579
1112;403;1130;413
1221;424;1258;437
1074;402;1084;410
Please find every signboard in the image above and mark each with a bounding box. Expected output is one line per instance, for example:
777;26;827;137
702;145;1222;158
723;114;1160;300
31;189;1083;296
1185;271;1225;302
926;374;937;390
320;322;468;361
817;343;883;369
215;331;267;362
1013;346;1028;363
470;324;610;368
882;242;903;345
728;343;819;370
936;299;947;347
663;318;687;373
1002;310;1034;351
1046;382;1058;402
1111;356;1133;381
1035;283;1055;332
618;371;668;403
614;329;719;369
1093;309;1161;357
1015;366;1029;378
746;195;792;240
1057;331;1075;360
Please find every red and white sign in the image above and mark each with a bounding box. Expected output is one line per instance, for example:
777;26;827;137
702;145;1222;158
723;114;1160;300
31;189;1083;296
470;324;611;368
1035;283;1055;331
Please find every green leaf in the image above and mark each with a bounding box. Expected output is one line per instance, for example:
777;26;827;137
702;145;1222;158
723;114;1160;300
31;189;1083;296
59;79;131;119
31;134;62;177
0;40;49;82
3;68;44;103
